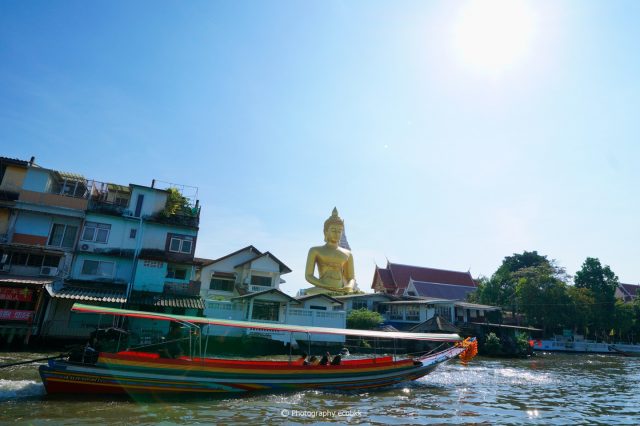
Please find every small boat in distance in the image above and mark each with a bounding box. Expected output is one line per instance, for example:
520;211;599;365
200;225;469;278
39;303;477;396
532;335;640;356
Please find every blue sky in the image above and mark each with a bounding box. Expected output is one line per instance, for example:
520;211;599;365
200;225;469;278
2;1;639;294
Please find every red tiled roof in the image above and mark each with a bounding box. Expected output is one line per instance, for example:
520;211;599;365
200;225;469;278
371;266;396;291
619;283;640;301
388;263;475;290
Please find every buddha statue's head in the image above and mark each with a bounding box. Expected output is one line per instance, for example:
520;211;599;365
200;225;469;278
323;207;344;245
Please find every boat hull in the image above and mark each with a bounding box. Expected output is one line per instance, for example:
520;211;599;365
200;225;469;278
40;346;464;395
532;339;640;355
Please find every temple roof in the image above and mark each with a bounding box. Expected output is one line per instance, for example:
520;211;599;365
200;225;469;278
372;262;476;295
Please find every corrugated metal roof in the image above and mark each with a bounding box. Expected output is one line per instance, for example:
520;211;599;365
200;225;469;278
56;171;85;181
0;276;53;285
107;183;130;192
53;285;126;303
129;294;204;309
410;315;460;333
412;281;477;300
454;301;500;310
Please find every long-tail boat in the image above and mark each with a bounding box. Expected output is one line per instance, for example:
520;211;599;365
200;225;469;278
39;303;477;395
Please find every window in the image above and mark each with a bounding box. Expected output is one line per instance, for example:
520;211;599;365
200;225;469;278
169;236;194;254
388;305;403;320
43;255;61;267
250;275;272;287
81;260;115;278
48;224;78;248
309;305;327;311
167;265;187;280
406;305;420;321
134;194;144;217
26;254;44;267
143;260;163;268
8;253;59;268
352;300;368;310
10;252;29;266
81;222;111;244
129;228;137;239
251;301;280;321
435;305;452;319
210;277;235;292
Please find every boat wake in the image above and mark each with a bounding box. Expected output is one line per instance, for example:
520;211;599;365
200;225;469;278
0;379;46;400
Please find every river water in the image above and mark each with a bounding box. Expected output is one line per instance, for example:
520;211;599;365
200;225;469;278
1;352;638;425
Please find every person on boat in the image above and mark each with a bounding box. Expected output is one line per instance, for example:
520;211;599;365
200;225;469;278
299;353;309;365
339;347;350;357
319;352;330;366
160;323;184;358
309;356;319;365
330;354;342;365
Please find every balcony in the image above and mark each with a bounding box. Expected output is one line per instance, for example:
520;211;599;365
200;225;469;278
18;189;88;211
249;285;272;293
87;199;127;216
148;209;200;228
163;280;201;296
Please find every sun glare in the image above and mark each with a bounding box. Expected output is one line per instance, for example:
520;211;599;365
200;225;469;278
453;0;536;75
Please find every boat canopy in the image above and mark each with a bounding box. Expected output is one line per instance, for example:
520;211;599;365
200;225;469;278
71;303;462;342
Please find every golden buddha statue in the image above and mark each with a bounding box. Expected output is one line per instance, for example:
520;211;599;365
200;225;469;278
304;208;356;295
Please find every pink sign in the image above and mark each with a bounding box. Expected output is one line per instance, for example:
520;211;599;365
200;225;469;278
0;309;34;321
0;287;33;302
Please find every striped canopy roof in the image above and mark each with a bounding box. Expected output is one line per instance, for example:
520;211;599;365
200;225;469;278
71;303;461;342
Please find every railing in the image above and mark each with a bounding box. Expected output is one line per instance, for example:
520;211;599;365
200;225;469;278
388;314;403;320
41;320;97;338
163;280;201;296
149;210;200;228
87;199;127;216
18;189;89;211
288;308;313;317
406;315;420;321
315;311;344;319
249;285;272;293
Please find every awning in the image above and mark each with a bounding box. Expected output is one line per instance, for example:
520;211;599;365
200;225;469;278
107;183;130;193
49;285;126;303
56;171;85;181
71;303;462;342
0;276;53;286
410;315;460;333
129;293;205;310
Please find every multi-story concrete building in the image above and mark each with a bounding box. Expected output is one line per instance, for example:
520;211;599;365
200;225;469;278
43;179;202;341
0;155;201;344
0;156;94;344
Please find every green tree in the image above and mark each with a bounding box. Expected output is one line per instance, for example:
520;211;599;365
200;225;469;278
613;300;635;342
346;309;383;330
484;332;501;356
514;264;570;334
565;286;595;336
162;187;190;217
477;251;565;322
574;258;619;338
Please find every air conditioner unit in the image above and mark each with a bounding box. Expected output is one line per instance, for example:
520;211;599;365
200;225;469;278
0;264;10;273
79;243;92;252
40;266;59;277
